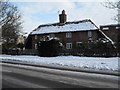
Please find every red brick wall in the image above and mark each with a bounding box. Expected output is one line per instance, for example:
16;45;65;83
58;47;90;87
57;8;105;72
31;30;99;49
100;25;119;42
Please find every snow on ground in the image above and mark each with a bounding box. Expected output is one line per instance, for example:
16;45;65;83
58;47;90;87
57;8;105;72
0;55;119;71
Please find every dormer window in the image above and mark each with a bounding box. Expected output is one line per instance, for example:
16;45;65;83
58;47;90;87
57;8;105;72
66;32;72;38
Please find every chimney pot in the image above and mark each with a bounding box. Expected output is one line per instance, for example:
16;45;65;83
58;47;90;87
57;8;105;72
62;10;65;14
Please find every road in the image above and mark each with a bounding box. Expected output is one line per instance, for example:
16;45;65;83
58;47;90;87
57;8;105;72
0;63;119;89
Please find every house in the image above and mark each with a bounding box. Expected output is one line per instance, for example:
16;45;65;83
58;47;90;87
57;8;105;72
17;36;25;45
100;24;120;43
25;10;112;52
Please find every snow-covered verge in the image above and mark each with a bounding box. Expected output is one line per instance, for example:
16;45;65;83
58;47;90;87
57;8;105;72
0;55;119;72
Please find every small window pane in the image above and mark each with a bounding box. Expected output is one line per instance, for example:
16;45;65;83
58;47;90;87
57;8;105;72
66;43;72;49
88;31;92;37
35;44;37;49
66;32;72;38
35;35;37;39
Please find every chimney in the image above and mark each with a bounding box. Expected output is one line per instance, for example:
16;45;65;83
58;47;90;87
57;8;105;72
59;10;67;23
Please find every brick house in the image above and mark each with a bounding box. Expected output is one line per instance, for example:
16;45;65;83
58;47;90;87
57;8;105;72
25;10;111;51
100;24;120;43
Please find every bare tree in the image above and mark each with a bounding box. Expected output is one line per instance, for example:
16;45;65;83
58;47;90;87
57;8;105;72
102;0;120;23
102;0;120;56
0;0;22;53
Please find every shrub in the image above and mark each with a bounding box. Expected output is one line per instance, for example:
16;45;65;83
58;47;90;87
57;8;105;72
37;38;63;57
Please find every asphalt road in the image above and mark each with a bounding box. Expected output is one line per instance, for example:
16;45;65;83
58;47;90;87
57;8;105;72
0;63;119;89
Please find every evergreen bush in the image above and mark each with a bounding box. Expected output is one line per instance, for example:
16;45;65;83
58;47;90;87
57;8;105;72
37;38;63;57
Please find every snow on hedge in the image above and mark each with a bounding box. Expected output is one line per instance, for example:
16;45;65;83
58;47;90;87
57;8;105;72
0;55;119;71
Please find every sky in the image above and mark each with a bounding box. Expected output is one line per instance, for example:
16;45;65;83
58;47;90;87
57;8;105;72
9;0;118;35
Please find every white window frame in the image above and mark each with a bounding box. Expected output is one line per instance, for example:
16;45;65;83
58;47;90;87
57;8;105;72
76;42;82;46
88;31;92;37
66;43;72;49
35;35;37;39
35;44;37;49
66;32;72;38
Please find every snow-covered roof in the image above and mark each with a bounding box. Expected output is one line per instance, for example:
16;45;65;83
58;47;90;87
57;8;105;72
31;19;98;35
100;24;120;27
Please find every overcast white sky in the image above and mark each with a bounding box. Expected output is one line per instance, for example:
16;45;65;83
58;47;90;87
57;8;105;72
10;0;118;35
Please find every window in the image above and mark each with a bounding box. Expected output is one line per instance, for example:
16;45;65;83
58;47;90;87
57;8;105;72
35;44;37;49
76;42;82;47
102;27;109;30
66;32;72;38
88;31;92;37
116;26;120;29
35;35;37;39
66;43;72;49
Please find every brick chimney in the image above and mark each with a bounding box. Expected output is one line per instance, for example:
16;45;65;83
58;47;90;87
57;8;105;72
59;10;67;23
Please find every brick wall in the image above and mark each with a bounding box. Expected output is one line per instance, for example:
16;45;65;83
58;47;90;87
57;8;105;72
100;24;120;42
31;30;99;50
